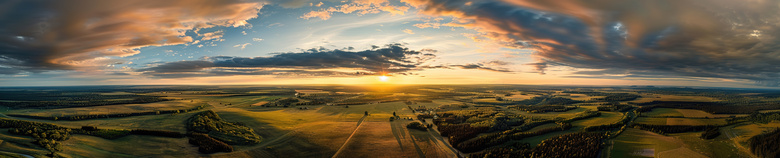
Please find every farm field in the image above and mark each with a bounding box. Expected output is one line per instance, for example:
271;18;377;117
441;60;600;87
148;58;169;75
5;100;203;118
0;85;779;158
611;128;707;158
642;108;746;118
635;117;728;126
632;94;721;103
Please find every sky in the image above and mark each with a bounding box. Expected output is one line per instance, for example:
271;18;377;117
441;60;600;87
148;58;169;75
1;0;779;88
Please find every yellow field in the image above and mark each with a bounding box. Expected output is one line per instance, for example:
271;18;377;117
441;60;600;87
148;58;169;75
572;111;624;127
563;93;604;101
513;107;590;119
504;92;539;100
675;131;751;158
62;135;198;158
722;122;780;152
472;98;504;103
610;128;706;158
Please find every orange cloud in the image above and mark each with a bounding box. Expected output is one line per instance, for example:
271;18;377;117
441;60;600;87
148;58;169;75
0;0;264;73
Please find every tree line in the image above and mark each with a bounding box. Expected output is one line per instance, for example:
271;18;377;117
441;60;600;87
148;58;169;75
748;128;780;158
468;132;607;158
8;104;208;121
456;122;572;153
0;96;170;109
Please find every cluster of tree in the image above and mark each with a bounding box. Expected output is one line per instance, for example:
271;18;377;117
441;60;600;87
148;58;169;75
455;123;572;153
71;128;131;139
509;105;576;113
700;127;720;139
531;132;607;158
187;110;262;145
632;124;715;134
747;112;780;124
558;110;601;123
130;129;185;138
416;114;435;122
188;132;233;154
467;142;533;158
8;104;208;121
262;97;300;107
747;128;780;158
1;118;71;154
597;102;633;112
591;93;641;102
412;105;431;112
514;120;555;131
516;96;581;105
8;126;71;154
406;122;428;131
0;117;64;129
434;123;490;147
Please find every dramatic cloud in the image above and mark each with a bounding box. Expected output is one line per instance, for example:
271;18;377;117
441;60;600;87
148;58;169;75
404;0;780;86
301;0;410;20
0;0;264;74
138;44;438;78
451;64;510;72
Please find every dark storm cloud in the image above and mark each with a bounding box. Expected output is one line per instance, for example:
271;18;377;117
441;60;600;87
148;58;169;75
451;64;511;72
0;0;263;74
0;67;24;75
406;0;780;86
138;44;438;78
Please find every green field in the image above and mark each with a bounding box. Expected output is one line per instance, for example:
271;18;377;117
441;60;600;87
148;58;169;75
642;108;745;118
635;117;727;126
6;99;204;117
610;128;704;158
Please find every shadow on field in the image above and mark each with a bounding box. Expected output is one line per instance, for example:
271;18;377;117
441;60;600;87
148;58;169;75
209;111;334;158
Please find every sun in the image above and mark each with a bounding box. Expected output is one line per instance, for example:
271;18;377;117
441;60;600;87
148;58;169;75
378;75;389;82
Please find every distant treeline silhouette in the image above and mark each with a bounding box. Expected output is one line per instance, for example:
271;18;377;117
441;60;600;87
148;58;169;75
8;104;208;121
637;101;780;114
0;96;170;108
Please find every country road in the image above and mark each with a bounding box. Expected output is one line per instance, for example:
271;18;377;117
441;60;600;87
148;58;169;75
331;115;368;158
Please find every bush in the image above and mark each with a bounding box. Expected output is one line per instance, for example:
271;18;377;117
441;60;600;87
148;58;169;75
700;127;720;139
187;110;262;145
406;122;427;131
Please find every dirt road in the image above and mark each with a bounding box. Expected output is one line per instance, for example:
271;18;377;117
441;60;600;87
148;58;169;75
331;115;368;158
